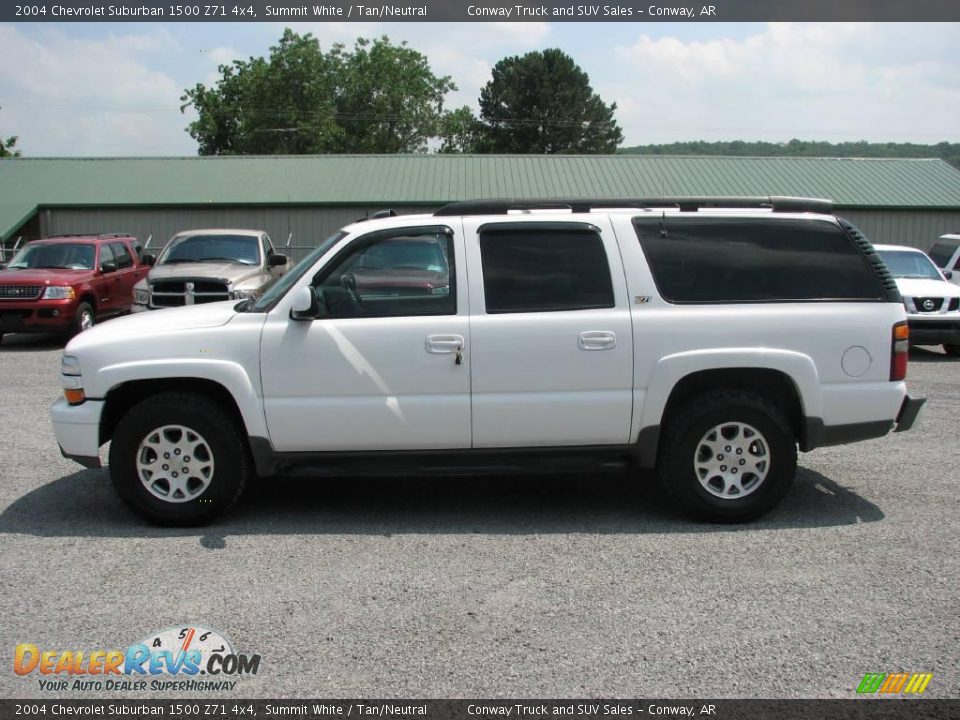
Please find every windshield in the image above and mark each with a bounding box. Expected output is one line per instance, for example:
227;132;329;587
159;234;260;265
878;249;943;280
246;231;348;312
7;243;96;270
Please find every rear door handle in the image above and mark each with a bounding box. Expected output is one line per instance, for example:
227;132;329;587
578;330;617;351
426;334;464;354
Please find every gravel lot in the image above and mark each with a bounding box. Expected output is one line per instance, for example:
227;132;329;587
0;332;957;700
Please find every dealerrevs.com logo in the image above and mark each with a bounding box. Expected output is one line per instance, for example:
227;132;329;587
14;625;261;692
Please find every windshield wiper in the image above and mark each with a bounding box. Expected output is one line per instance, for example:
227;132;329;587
200;257;256;265
163;258;201;264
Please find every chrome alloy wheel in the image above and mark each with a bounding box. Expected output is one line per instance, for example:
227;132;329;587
136;425;215;503
694;422;770;499
79;309;94;331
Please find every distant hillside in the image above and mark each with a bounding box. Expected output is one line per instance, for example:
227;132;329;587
619;140;960;171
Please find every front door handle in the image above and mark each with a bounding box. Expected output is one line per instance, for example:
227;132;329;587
426;334;464;354
578;330;617;351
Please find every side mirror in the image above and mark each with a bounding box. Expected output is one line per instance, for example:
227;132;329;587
290;285;326;321
944;270;953;280
268;253;287;268
142;253;156;267
100;261;117;274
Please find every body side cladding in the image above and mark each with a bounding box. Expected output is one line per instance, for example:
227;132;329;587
803;417;894;450
58;446;101;469
247;441;639;478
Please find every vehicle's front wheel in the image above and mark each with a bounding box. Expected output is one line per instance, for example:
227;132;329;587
72;302;95;336
657;390;797;523
944;344;960;357
109;392;251;525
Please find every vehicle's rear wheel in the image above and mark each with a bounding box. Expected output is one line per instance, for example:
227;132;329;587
657;390;797;522
108;392;250;525
944;344;960;357
72;302;95;336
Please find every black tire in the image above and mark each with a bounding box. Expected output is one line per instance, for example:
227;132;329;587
72;302;95;336
108;392;251;525
944;344;960;357
657;390;797;523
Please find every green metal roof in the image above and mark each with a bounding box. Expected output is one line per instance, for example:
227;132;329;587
2;154;959;241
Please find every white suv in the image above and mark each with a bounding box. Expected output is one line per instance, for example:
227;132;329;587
929;233;960;288
875;244;960;356
51;197;925;526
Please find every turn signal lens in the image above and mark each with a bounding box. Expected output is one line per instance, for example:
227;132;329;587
890;321;909;381
64;388;86;405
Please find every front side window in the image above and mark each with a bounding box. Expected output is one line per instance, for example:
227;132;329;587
159;234;260;266
634;217;884;303
314;228;455;319
99;243;116;272
110;242;133;269
478;223;615;314
7;243;95;271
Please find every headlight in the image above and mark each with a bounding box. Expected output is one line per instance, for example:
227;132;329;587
61;355;82;377
134;288;150;305
43;286;76;300
230;289;260;300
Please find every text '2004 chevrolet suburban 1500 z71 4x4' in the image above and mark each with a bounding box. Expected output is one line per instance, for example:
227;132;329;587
51;197;925;526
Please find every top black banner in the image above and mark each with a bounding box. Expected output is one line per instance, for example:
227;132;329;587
4;0;960;22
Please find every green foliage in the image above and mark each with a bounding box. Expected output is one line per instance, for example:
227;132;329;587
0;136;19;157
181;29;456;155
437;106;483;154
619;139;960;170
474;49;623;154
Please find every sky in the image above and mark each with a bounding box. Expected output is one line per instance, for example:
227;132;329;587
0;21;957;156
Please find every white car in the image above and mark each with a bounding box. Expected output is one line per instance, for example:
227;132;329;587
875;244;960;356
928;233;960;288
51;197;925;526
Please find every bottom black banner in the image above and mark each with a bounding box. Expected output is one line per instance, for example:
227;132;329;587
2;699;958;720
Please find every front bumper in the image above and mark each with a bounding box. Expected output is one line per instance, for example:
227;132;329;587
0;298;78;333
894;394;925;433
51;397;105;468
907;317;960;345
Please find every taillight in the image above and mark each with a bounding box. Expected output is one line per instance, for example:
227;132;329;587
890;322;909;381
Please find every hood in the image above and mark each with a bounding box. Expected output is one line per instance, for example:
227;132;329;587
893;277;960;298
0;267;91;285
149;261;262;285
67;301;238;352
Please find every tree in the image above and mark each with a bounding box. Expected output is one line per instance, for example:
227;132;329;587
181;29;456;155
0;136;18;157
476;49;623;154
437;106;483;154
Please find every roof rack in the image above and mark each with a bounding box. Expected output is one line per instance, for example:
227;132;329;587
44;232;132;239
433;196;834;216
354;209;398;223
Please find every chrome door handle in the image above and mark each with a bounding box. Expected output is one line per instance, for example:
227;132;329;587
578;330;617;351
426;334;464;354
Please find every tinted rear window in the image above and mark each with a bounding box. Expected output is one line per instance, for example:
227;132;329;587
928;238;960;268
479;224;614;314
634;217;884;303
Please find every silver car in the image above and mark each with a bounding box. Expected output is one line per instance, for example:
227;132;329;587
132;229;289;311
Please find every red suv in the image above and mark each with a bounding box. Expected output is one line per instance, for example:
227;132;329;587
0;234;148;343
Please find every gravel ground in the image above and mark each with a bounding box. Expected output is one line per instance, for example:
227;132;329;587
0;332;957;700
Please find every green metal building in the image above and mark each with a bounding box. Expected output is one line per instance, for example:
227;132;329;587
1;155;959;260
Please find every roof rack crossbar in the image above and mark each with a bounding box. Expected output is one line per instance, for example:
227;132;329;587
433;196;833;216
